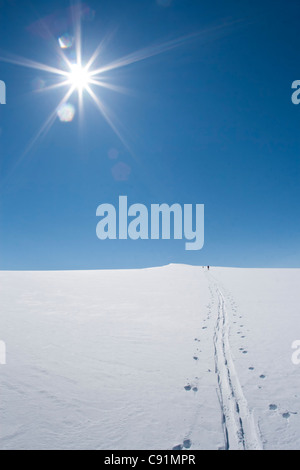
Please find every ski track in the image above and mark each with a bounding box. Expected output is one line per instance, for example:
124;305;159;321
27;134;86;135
209;274;263;450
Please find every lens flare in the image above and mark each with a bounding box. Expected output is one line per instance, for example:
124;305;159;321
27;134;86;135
58;34;74;49
57;103;75;122
0;0;236;169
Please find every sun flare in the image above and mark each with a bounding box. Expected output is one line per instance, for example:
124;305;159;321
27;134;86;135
68;63;91;91
0;0;205;161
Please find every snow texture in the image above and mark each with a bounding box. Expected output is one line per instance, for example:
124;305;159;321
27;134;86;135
0;265;299;450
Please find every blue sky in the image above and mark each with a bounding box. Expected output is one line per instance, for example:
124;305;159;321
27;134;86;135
0;0;299;269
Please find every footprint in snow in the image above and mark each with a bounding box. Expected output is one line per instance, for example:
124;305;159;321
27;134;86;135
193;356;199;361
260;375;266;379
183;439;192;449
249;367;254;371
242;351;248;354
192;387;198;392
269;404;278;411
173;439;192;451
172;444;183;450
184;385;191;391
283;411;297;418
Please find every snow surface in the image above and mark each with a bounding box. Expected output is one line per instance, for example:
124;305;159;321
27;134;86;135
0;265;299;450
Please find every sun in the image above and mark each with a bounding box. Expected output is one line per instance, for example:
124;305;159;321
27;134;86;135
68;63;91;91
0;0;204;159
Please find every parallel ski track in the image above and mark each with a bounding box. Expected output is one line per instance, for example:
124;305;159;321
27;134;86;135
209;275;263;450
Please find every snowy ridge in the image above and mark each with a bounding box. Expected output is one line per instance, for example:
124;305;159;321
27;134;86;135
211;275;263;450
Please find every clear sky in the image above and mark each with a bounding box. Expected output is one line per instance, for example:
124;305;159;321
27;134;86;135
0;0;299;270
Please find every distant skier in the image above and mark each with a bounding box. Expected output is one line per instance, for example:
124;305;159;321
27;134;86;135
207;266;210;271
